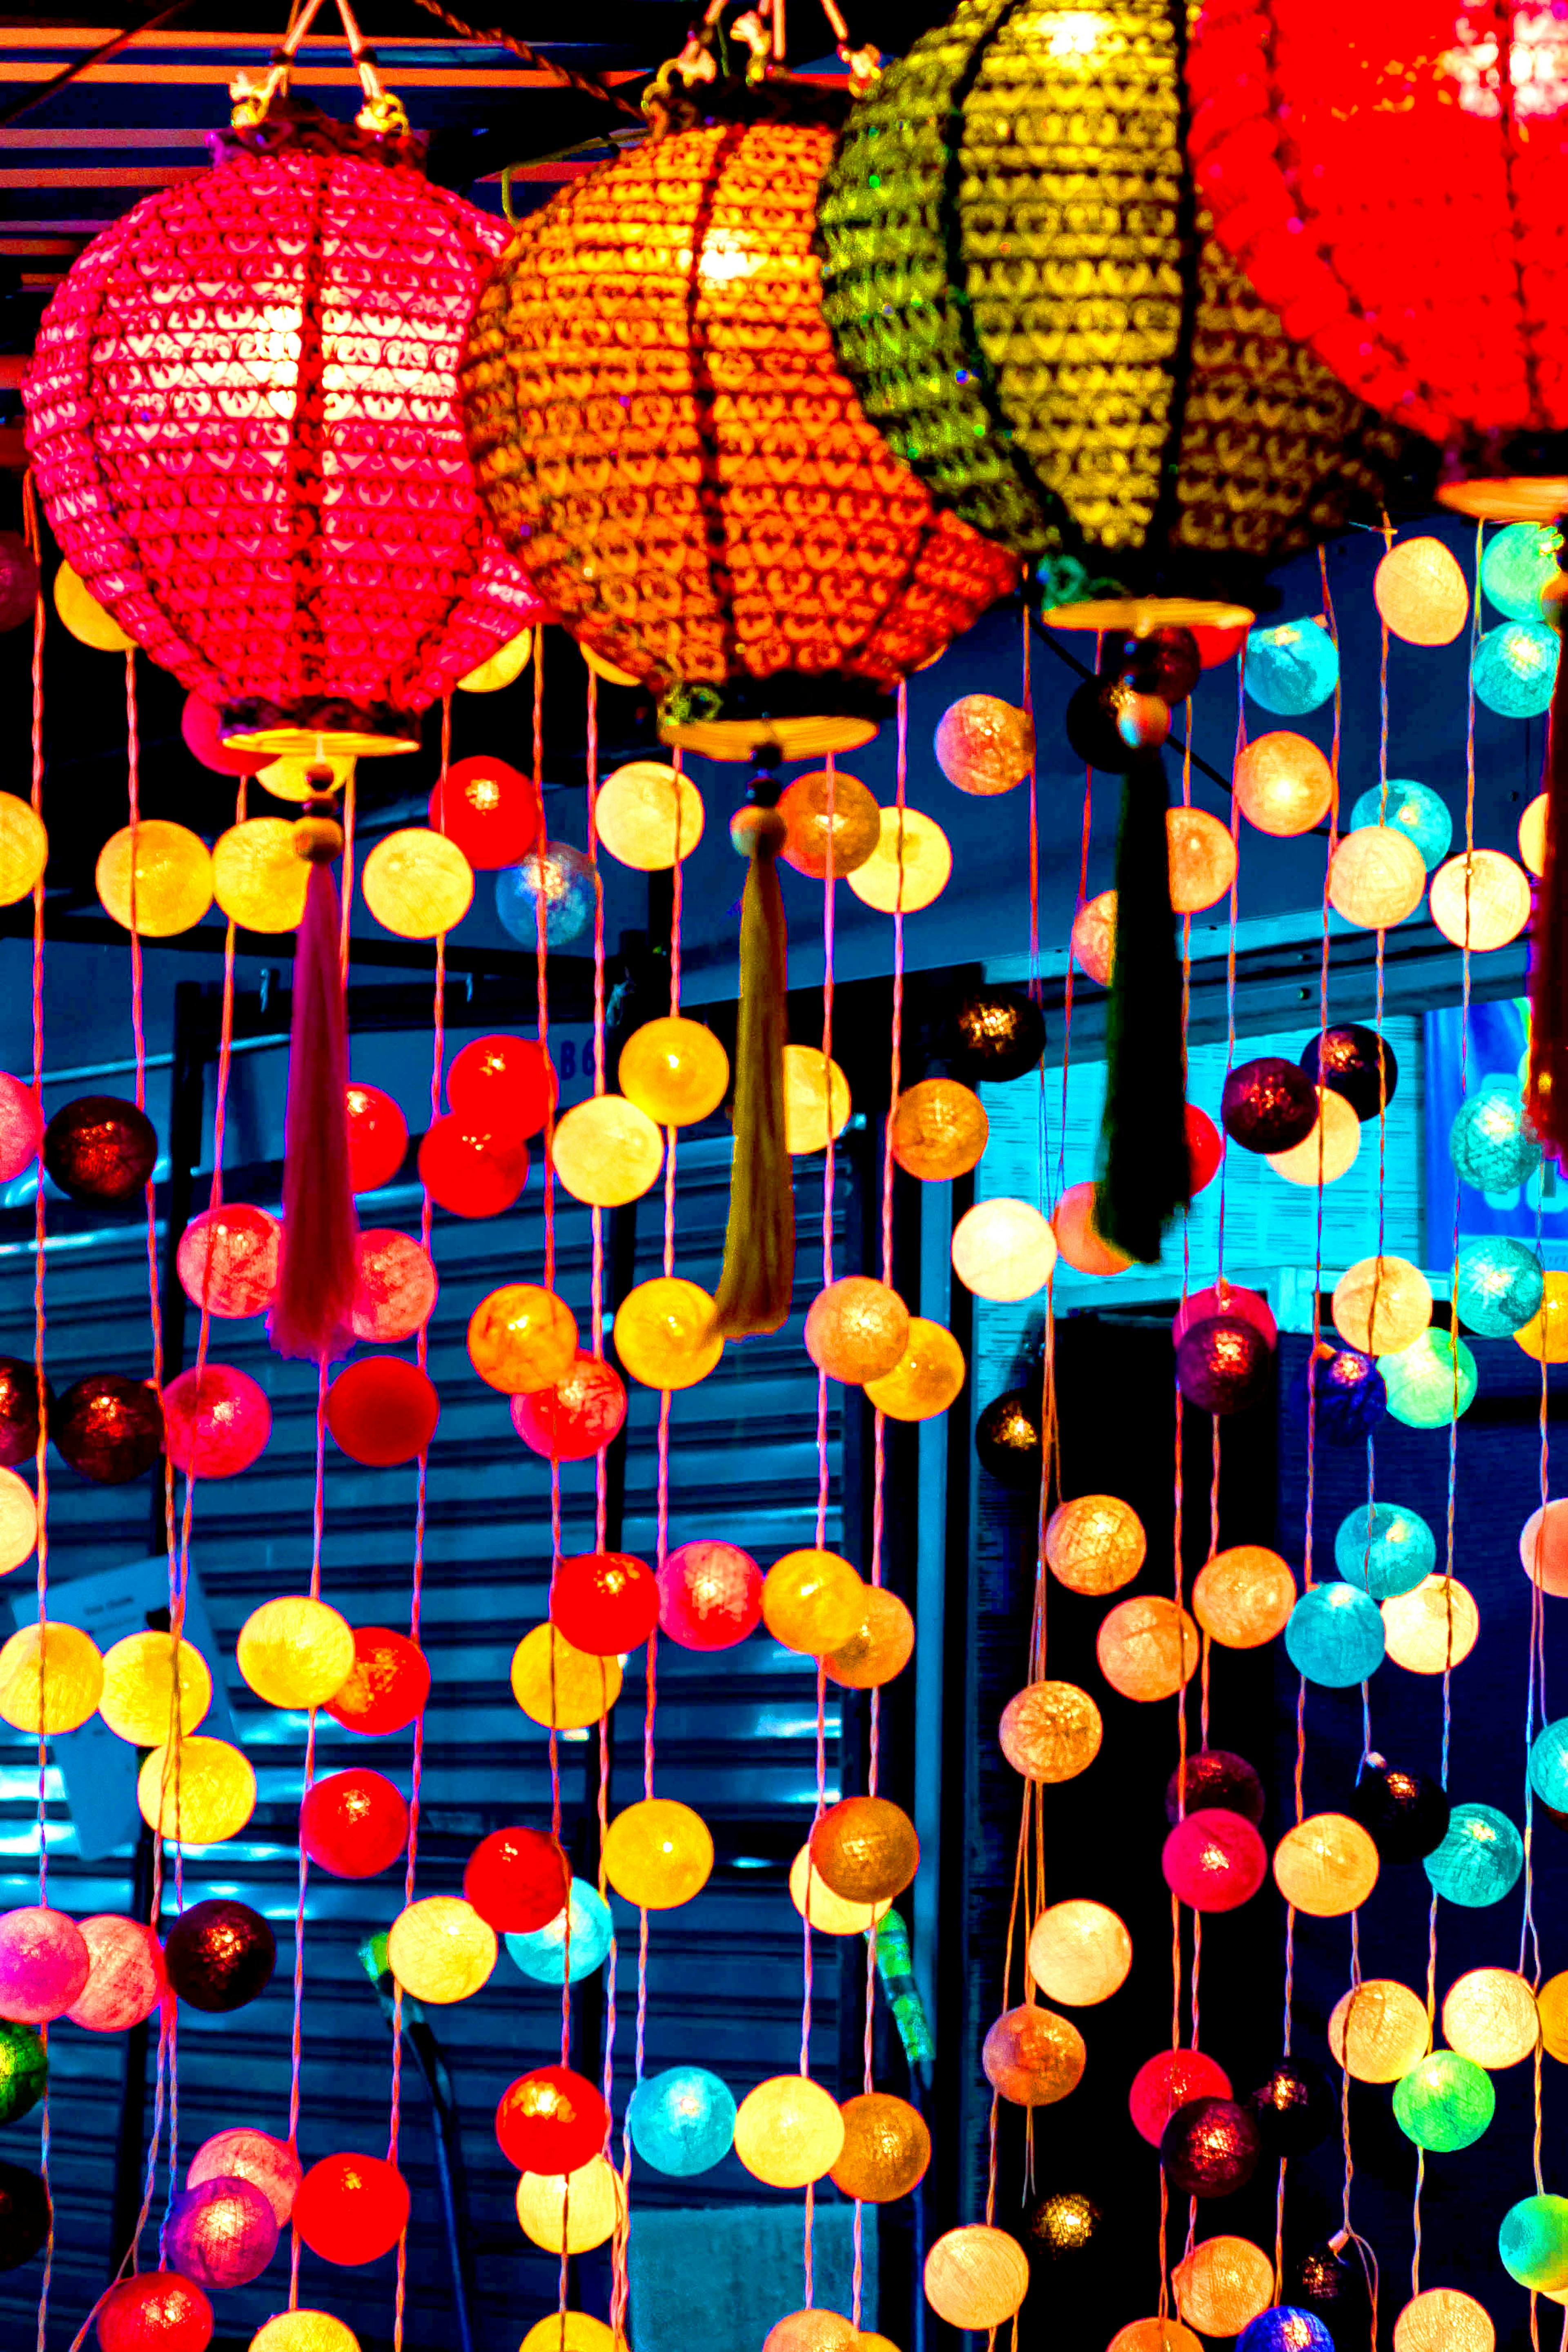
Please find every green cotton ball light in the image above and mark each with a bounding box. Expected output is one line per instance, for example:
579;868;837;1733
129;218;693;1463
1449;1086;1542;1191
1245;617;1340;715
1481;522;1564;621
1529;1719;1568;1811
1381;1330;1477;1430
1472;621;1559;717
1423;1802;1523;1907
0;2019;45;2125
1349;781;1452;871
1455;1236;1546;1336
1392;2050;1495;2151
1283;1582;1385;1686
1332;1501;1436;1598
1499;2192;1568;2291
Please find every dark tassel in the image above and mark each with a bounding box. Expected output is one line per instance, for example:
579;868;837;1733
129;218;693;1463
711;794;794;1338
270;795;359;1361
1095;748;1190;1264
1528;595;1568;1156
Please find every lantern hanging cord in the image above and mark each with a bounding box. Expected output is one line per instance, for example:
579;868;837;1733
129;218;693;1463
402;0;645;117
645;0;878;120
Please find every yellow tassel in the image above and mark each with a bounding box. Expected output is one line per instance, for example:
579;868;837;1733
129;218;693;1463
712;802;794;1337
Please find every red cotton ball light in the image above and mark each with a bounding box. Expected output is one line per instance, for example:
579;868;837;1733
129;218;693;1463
326;1359;439;1468
292;2152;410;2267
1163;1808;1269;1912
345;1085;409;1195
0;1906;89;2022
463;1826;570;1934
1130;2049;1235;2147
164;2175;277;2290
1186;1104;1223;1193
67;1915;167;2032
550;1552;659;1655
300;1770;409;1879
446;1034;556;1147
0;1358;49;1470
162;1365;271;1479
43;1096;156;1204
418;1114;528;1218
496;2065;609;2174
350;1231;437;1344
1159;2098;1261;2199
0;1076;42;1183
97;2271;214;2352
187;2128;302;2228
512;1350;627;1463
325;1627;430;1737
163;1900;275;2014
176;1205;280;1319
53;1374;163;1484
180;694;270;777
430;756;539;871
0;536;38;637
658;1541;765;1650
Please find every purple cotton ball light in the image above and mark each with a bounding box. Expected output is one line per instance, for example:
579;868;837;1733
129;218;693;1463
1176;1315;1272;1414
164;2174;277;2289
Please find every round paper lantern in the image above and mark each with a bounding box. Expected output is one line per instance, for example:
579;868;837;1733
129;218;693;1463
1329;824;1428;931
1348;1755;1450;1864
326;1628;428;1737
951;1198;1056;1302
602;1798;712;1909
788;1846;891;1936
512;1352;626;1465
211;819;310;932
1176;1314;1273;1409
1026;1899;1131;2005
511;1626;621;1730
614;1277;724;1391
67;1915;167;2031
457;626;533;694
934;696;1034;796
951;988;1046;1085
763;1550;864;1655
506;1879;614;1986
782;1046;851;1157
1247;2059;1334;2157
348;1232;436;1347
804;1278;910;1385
1392;2293;1494;2352
1265;1088;1361;1186
1521;793;1548;877
497;844;596;948
658;1541;763;1651
53;1373;163;1485
1233;733;1336;837
809;1796;918;1904
361;830;474;940
387;1898;495;2004
1532;1719;1568;1815
1022;2186;1104;2269
1175;2238;1276;2339
863;1319;965;1421
293;2154;409;2267
0;2019;42;2127
515;2157;624;2254
889;1079;987;1180
1332;1256;1433;1355
1237;2317;1333;2352
733;2076;845;2189
1544;1975;1568;2062
1222;1058;1317;1154
189;2130;302;2229
100;1630;212;1746
1052;1181;1134;1276
325;1359;440;1465
1382;1330;1477;1427
1443;1969;1539;2070
429;755;538;871
1167;808;1238;913
1375;539;1470;645
825;1586;915;1690
96;822;214;938
1521;1499;1568;1595
1455;1236;1544;1336
345;1085;408;1194
1290;1343;1385;1443
1450;1085;1541;1191
551;1096;664;1209
0;1471;36;1576
1285;1583;1384;1686
165;2178;277;2290
1096;1595;1198;1701
1329;1980;1430;2083
1045;1495;1145;1596
829;2092;930;2202
1160;2098;1261;2198
164;1901;274;2011
1382;1575;1479;1673
176;1205;279;1319
777;770;881;878
0;1622;102;1733
1393;2052;1494;2152
1193;1546;1295;1647
1129;2049;1233;2146
1425;1802;1523;1907
1429;850;1531;950
96;2272;214;2352
1273;1814;1379;1915
628;2067;737;2178
976;1389;1044;1489
299;1770;408;1878
595;762;704;871
464;1826;569;1935
1163;1809;1268;1912
163;1364;271;1479
1071;893;1116;986
847;806;957;913
923;2227;1029;2331
496;2065;608;2176
1187;1103;1225;1192
1173;1283;1277;1351
0;1082;41;1188
1351;781;1452;873
1165;1751;1266;1825
619;1018;729;1128
998;1681;1102;1783
1474;624;1558;717
139;1741;256;1846
419;1116;528;1218
46;1097;156;1206
1245;617;1339;713
551;1551;658;1655
447;1033;555;1145
237;1596;354;1711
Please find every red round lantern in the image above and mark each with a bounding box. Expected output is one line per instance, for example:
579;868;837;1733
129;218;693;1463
162;1365;272;1479
550;1551;659;1655
511;1350;627;1462
176;1205;280;1320
180;695;270;778
418;1114;528;1218
495;2065;609;2175
325;1626;430;1736
429;757;539;871
0;1076;42;1184
292;2151;410;2267
97;2271;214;2352
1185;1104;1224;1194
24;110;545;755
326;1359;439;1467
345;1085;410;1195
657;1541;764;1650
446;1034;556;1146
299;1769;409;1878
463;1825;570;1933
1129;2048;1234;2147
350;1229;437;1344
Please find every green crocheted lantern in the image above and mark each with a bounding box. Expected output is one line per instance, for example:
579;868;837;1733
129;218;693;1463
816;0;1429;626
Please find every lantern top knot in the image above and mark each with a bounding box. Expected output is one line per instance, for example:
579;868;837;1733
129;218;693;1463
211;93;426;172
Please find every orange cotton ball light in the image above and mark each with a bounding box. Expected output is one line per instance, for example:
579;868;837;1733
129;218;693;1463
1052;1181;1133;1276
236;1597;354;1711
292;2153;410;2267
1174;2239;1276;2338
809;1795;918;1904
1193;1547;1296;1647
763;1550;864;1654
924;2227;1030;2330
1046;1494;1145;1595
618;1017;729;1127
138;1736;255;1844
777;769;881;877
1071;891;1117;984
804;1278;910;1383
386;1898;496;2003
602;1799;712;1909
1522;795;1548;877
847;806;952;912
468;1285;578;1394
1027;1898;1132;2005
0;1471;36;1575
551;1096;664;1207
783;1045;851;1155
889;1078;988;1180
1167;807;1238;912
1234;732;1335;836
825;1587;914;1689
864;1318;965;1421
176;1205;280;1319
212;817;310;931
829;2093;931;2202
1392;2290;1495;2352
1374;536;1470;644
998;1681;1103;1782
1096;1597;1199;1701
326;1359;439;1467
1429;849;1532;950
733;2076;845;2188
1273;1814;1380;1915
0;798;47;909
788;1846;891;1935
982;2002;1086;2105
1517;1271;1568;1363
613;1277;723;1390
934;694;1034;795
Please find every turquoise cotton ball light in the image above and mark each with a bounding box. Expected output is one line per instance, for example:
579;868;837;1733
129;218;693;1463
505;1879;613;1984
1472;621;1559;717
1381;1330;1477;1430
1455;1236;1546;1335
1481;522;1564;621
1392;2050;1495;2150
627;2065;737;2176
1450;1087;1542;1192
1349;781;1452;871
1499;2192;1568;2291
496;843;596;948
1423;1802;1523;1907
1284;1583;1385;1687
1530;1719;1568;1811
1245;617;1339;715
1332;1501;1436;1599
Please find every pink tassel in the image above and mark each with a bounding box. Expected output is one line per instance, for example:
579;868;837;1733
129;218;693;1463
270;857;359;1362
1529;630;1568;1158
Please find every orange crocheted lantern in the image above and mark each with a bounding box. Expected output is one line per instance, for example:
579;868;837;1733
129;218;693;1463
461;85;1017;756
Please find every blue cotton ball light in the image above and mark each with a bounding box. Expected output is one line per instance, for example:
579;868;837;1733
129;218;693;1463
1349;782;1452;872
1450;1087;1542;1191
1472;621;1559;717
1424;1802;1523;1908
1245;619;1339;715
1482;522;1564;621
628;2066;737;2177
1332;1502;1436;1599
505;1880;613;1985
1454;1236;1545;1336
497;843;597;948
1392;2051;1495;2151
1289;1346;1384;1444
1284;1584;1385;1688
1236;2309;1335;2352
1381;1330;1477;1430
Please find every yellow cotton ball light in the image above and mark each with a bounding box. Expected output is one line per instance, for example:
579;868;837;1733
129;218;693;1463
1381;1575;1479;1673
0;795;48;907
1328;826;1427;929
511;1625;621;1729
1096;1597;1198;1701
99;1630;212;1745
457;625;532;693
889;1079;988;1180
96;820;214;937
212;818;310;931
863;1318;965;1421
250;2317;362;2352
138;1735;256;1844
1045;1495;1145;1596
998;1681;1103;1782
824;1586;915;1689
516;2157;625;2254
595;761;704;869
733;2076;845;2188
468;1285;579;1394
1192;1546;1296;1648
788;1845;891;1935
1071;891;1116;984
236;1596;356;1710
361;830;473;939
519;2317;624;2352
1173;2237;1275;2338
950;1198;1057;1302
1374;536;1470;644
783;1045;851;1155
1167;807;1238;913
1429;849;1531;950
1328;1979;1431;2082
1026;1898;1131;2005
1442;1968;1539;2068
1521;795;1548;877
602;1797;713;1909
1333;1255;1433;1355
0;1470;36;1575
551;1095;664;1207
613;1276;723;1390
804;1278;910;1384
1266;1089;1361;1184
847;807;951;913
1272;1813;1379;1915
1392;2289;1494;2352
763;1550;864;1654
0;1621;102;1732
923;2226;1030;2330
618;1018;728;1127
1233;732;1335;836
387;1897;497;2003
55;561;134;650
1517;1270;1568;1363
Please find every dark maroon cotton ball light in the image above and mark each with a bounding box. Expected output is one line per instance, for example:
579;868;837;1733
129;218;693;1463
1065;679;1136;772
951;988;1046;1085
1300;1025;1399;1124
976;1390;1044;1489
1286;2239;1373;2343
1101;625;1202;704
1221;1058;1318;1154
1175;1315;1272;1414
1347;1757;1451;1863
43;1095;157;1205
52;1374;163;1484
0;2158;49;2268
0;535;39;636
1159;2096;1261;2198
1247;2059;1336;2158
1165;1749;1266;1827
0;1358;49;1470
164;1901;275;2014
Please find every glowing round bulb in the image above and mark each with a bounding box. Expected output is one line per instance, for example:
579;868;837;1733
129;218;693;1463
627;2065;736;2177
1392;2050;1494;2150
0;1907;89;2021
1192;1546;1296;1647
1109;2326;1202;2352
236;1596;354;1710
824;1586;914;1690
456;623;532;692
594;761;704;869
251;2319;362;2352
1272;1813;1379;1915
1540;1973;1568;2061
782;1045;851;1156
787;1845;891;1936
618;1018;729;1127
387;1897;496;2003
1392;2290;1495;2352
777;769;881;876
1521;793;1548;876
1167;807;1238;912
733;2076;844;2188
1052;1180;1133;1275
1350;779;1452;870
1233;732;1335;836
497;843;596;948
505;1879;614;1987
1334;1501;1435;1598
550;1096;664;1207
889;1080;987;1180
1523;1499;1568;1594
67;1914;167;2032
1332;1256;1433;1354
361;830;473;939
1071;891;1116;984
100;1631;212;1745
510;1626;622;1729
613;1277;723;1390
1096;1595;1198;1702
1045;1494;1145;1596
96;821;214;936
0;1470;36;1575
515;2156;625;2254
601;1797;712;1909
950;1198;1056;1301
138;1736;256;1844
829;2091;931;2202
1328;826;1426;929
804;1277;910;1384
55;561;134;649
1442;1968;1539;2069
863;1318;965;1421
1483;521;1563;619
1382;1329;1478;1425
1424;1802;1523;1907
1245;616;1338;713
1174;2237;1276;2338
0;797;47;907
519;2319;624;2352
468;1285;579;1395
998;1681;1102;1782
934;694;1034;794
212;819;309;931
1026;1898;1131;2005
1450;1083;1540;1190
658;1541;763;1650
1473;620;1559;716
1328;1980;1430;2082
809;1795;918;1904
176;1204;280;1319
1381;1574;1479;1673
189;2127;302;2227
1429;849;1531;949
763;1549;864;1653
1265;1087;1360;1184
1455;1235;1544;1336
1515;1269;1568;1363
923;2226;1030;2329
0;1621;102;1731
1374;537;1470;643
846;807;951;912
350;1229;437;1345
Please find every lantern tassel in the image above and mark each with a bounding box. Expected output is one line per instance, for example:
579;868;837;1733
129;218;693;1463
711;799;794;1338
1528;592;1568;1158
1095;748;1190;1265
271;845;359;1362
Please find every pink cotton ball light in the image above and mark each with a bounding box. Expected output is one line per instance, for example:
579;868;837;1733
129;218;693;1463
1163;1809;1269;1913
511;1351;627;1463
165;2174;278;2289
658;1542;765;1650
0;1076;42;1184
175;1206;279;1319
1173;1284;1277;1352
96;2270;214;2352
187;2128;302;2228
66;1915;167;2031
0;1905;89;2022
349;1231;437;1344
162;1365;271;1478
180;693;269;777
